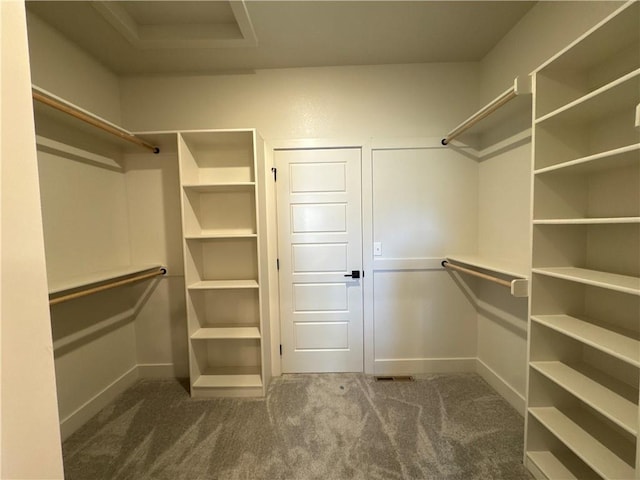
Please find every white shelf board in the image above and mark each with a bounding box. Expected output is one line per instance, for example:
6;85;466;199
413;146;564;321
187;280;259;290
33;85;160;154
530;361;638;436
531;315;640;368
183;182;255;193
535;1;639;73
533;217;640;225
48;265;163;295
536;69;640;125
527;451;598;480
193;374;262;389
191;327;261;340
443;76;531;143
534;143;640;176
446;254;528;279
529;407;635;480
532;267;640;296
184;232;257;240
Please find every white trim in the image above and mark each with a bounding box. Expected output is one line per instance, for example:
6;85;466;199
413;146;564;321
373;357;477;375
373;257;444;271
525;456;551;480
476;358;526;416
59;366;139;440
270;137;368;150
58;363;181;440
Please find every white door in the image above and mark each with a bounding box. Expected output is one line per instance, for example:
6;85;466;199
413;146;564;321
276;148;363;373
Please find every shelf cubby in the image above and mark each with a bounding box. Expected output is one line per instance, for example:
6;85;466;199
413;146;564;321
179;130;255;185
526;449;601;480
185;237;258;283
182;184;256;237
534;1;639;119
529;406;636;480
530;360;638;436
190;340;263;397
533;151;640;220
531;315;640;369
187;287;260;328
532;223;640;280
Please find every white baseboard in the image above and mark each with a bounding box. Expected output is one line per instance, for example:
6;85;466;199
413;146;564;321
59;363;178;440
59;365;140;441
476;358;526;416
373;357;477;375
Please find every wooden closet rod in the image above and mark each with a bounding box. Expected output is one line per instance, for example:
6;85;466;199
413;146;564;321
441;87;517;146
32;88;160;154
441;260;511;288
49;267;166;306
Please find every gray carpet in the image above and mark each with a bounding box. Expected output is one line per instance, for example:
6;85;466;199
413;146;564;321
62;373;533;479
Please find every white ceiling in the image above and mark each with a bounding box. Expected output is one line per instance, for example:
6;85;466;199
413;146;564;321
26;1;536;76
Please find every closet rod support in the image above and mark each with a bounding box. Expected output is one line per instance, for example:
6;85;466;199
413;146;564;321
32;88;160;154
49;267;167;306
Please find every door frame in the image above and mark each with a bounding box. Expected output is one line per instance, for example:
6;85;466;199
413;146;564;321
266;138;374;376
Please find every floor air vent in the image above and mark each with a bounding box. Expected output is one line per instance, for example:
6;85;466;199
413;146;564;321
374;376;414;382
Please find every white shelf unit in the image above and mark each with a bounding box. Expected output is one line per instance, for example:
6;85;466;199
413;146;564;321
526;2;640;479
178;129;269;397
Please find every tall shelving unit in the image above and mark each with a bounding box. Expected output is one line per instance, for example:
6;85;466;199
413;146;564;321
525;2;640;479
178;129;270;397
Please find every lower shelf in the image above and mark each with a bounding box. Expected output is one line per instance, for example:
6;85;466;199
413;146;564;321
528;407;636;480
530;361;638;435
526;451;599;480
191;326;261;340
531;315;640;368
188;280;259;290
191;366;264;398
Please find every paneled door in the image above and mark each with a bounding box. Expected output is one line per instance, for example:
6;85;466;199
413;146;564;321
275;148;363;373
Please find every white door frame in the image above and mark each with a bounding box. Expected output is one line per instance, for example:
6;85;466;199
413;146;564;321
267;138;374;376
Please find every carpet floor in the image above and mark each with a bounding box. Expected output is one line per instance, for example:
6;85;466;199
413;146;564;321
62;373;533;480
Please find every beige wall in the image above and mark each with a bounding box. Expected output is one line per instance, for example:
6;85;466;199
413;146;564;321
1;1;64;478
121;63;483;376
121;63;479;138
480;0;624;102
26;10;122;123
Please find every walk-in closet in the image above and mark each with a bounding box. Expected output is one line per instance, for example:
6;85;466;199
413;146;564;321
1;1;638;479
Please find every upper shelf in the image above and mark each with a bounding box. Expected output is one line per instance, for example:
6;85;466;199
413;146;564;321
32;85;160;154
534;1;639;75
535;69;640;125
444;255;529;297
441;76;532;146
446;254;528;278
